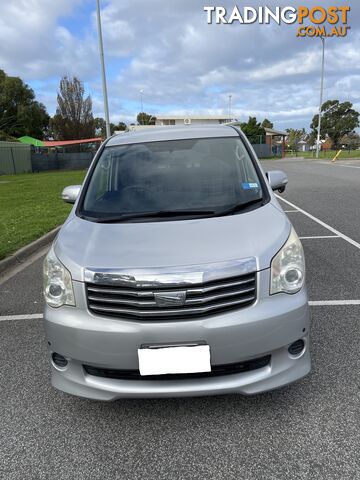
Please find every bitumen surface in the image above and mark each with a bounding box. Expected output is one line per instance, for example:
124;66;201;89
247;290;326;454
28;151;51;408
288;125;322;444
1;157;360;479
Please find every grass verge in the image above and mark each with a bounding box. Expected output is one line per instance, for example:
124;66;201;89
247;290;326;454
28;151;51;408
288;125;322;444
0;170;86;261
289;150;360;159
261;150;360;161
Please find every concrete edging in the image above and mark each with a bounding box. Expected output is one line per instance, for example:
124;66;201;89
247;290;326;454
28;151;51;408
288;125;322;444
0;226;60;276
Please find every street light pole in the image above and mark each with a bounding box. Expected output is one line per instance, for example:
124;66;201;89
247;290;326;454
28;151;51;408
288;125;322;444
228;95;232;123
96;0;111;139
316;37;325;159
140;90;144;124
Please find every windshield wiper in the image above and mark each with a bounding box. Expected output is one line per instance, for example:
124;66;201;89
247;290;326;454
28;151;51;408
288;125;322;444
215;197;264;217
85;199;263;223
93;209;217;223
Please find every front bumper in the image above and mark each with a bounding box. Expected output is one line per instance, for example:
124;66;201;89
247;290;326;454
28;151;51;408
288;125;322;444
43;270;311;400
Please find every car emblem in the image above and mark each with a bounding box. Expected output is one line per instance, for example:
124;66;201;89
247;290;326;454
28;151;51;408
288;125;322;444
154;291;187;307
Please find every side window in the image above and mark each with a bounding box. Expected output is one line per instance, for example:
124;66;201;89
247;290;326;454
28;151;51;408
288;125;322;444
236;144;257;183
95;153;112;199
86;153;114;202
235;142;261;198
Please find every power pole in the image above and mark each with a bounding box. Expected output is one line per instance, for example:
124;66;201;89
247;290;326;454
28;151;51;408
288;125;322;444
96;0;111;138
140;90;144;124
316;37;325;158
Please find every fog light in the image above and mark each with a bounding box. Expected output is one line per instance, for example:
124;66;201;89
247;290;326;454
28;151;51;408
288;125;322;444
52;352;68;368
288;339;305;356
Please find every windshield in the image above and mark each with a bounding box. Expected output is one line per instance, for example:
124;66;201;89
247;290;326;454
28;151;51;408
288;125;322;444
80;136;265;222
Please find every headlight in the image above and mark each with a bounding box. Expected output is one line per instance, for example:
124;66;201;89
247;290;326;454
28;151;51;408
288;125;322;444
43;247;75;307
270;228;305;295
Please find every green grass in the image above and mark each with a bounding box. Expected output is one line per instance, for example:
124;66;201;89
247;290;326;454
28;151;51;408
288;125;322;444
288;150;360;159
0;170;86;260
260;150;360;160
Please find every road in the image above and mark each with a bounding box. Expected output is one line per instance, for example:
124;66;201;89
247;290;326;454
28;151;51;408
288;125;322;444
1;158;360;479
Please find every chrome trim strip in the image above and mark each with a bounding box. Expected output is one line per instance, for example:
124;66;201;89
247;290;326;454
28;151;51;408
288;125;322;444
84;257;257;287
186;277;255;295
185;287;255;305
88;295;157;307
87;286;154;297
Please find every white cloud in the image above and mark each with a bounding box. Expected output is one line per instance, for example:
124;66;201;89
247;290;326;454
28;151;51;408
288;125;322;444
0;0;97;79
0;0;359;130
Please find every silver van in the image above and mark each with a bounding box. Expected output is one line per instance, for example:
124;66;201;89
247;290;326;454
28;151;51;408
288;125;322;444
43;125;310;400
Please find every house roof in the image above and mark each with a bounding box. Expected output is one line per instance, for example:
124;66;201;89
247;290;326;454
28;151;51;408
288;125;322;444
18;136;44;147
264;127;287;137
44;138;102;147
18;136;102;147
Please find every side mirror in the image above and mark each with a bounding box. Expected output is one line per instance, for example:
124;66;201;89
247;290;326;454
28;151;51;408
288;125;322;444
266;170;288;193
61;185;81;204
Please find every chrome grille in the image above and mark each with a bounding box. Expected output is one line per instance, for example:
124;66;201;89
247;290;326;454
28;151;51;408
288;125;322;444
86;272;256;319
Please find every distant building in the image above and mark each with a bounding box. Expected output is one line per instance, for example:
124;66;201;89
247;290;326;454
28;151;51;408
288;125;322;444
154;115;235;126
297;140;310;152
263;128;287;158
321;137;333;151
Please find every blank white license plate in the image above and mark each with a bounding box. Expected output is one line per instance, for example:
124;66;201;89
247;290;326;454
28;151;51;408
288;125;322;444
138;344;211;376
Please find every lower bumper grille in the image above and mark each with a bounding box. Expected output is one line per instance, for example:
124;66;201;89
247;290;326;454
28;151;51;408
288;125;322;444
83;355;271;381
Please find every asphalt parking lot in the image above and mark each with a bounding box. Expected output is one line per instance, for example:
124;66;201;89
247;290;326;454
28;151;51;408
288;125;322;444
1;157;360;479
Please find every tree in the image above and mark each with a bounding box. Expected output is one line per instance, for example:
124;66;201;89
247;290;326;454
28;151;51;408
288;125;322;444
50;76;95;140
0;69;49;138
0;130;19;142
94;117;106;137
94;118;128;137
240;117;266;143
310;100;360;148
262;118;273;129
114;122;127;131
340;131;360;149
286;128;306;152
307;130;317;147
137;112;156;125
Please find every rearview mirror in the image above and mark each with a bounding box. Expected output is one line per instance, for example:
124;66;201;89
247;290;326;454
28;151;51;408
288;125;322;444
61;185;81;204
266;170;288;193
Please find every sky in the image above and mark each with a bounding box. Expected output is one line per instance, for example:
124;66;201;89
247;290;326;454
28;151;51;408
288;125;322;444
0;0;357;131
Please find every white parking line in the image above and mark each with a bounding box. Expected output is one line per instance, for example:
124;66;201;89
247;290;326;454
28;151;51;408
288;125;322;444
0;313;43;322
276;195;360;250
333;163;360;170
299;235;339;240
318;160;360;169
284;209;300;213
309;300;360;306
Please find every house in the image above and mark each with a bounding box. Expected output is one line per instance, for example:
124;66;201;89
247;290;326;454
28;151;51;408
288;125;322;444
154;115;235;126
321;137;333;151
264;127;287;147
297;140;311;152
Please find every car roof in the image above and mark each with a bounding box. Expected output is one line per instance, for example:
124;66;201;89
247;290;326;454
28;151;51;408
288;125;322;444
106;125;239;147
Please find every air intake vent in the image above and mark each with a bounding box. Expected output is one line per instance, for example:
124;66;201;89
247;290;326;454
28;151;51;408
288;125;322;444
83;355;270;381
